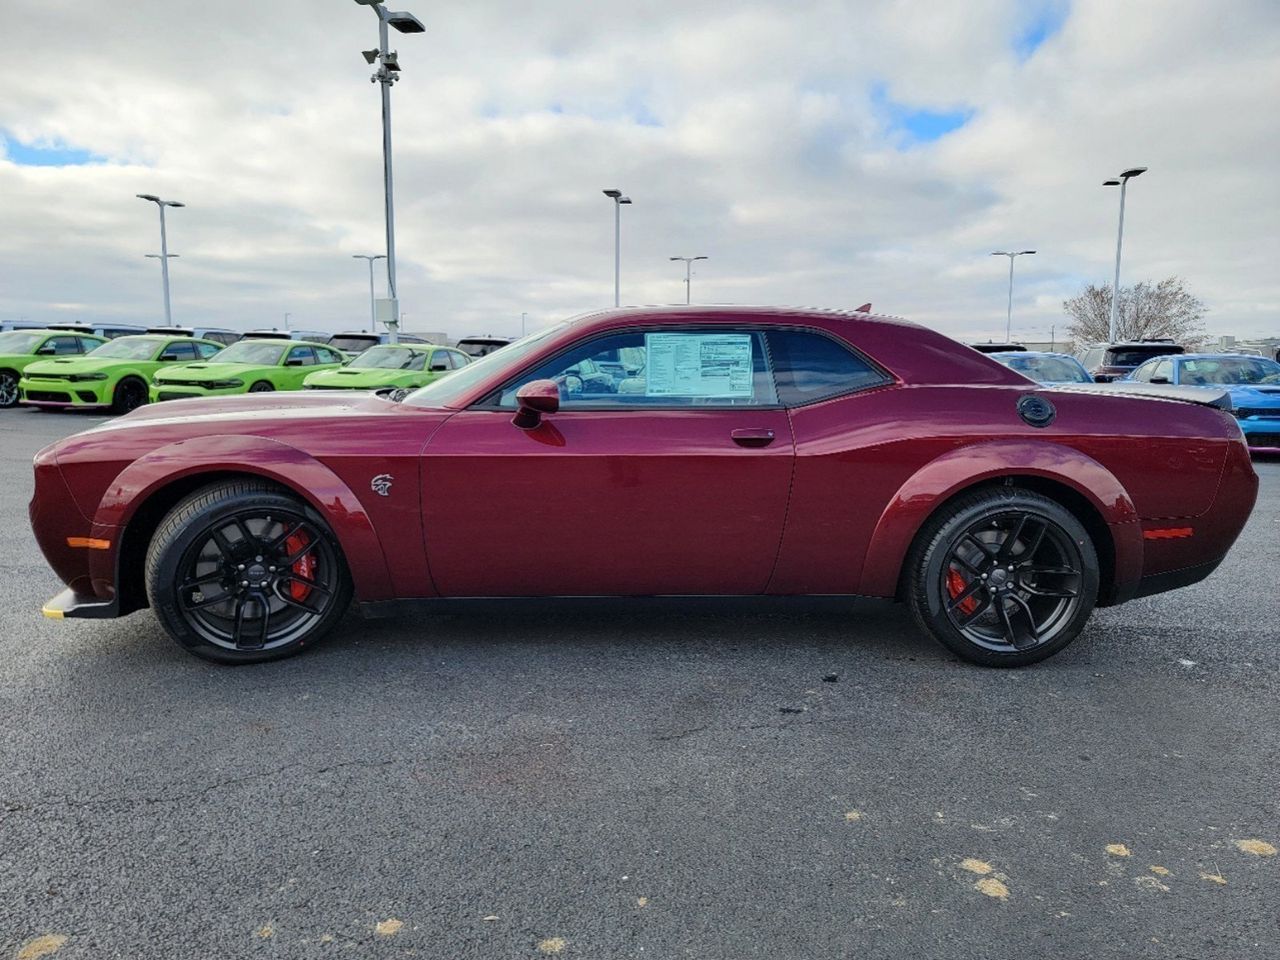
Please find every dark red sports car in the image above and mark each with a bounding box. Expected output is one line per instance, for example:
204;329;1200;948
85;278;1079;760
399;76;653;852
31;306;1258;666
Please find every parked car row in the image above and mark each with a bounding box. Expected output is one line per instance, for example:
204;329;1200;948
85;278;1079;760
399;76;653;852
1;328;476;412
983;344;1280;454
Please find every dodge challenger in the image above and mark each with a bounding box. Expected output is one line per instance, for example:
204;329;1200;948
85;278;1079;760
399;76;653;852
30;306;1258;666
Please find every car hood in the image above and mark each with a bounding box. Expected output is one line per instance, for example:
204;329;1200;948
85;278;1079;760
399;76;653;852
23;356;139;375
155;362;274;382
307;367;419;387
1223;383;1280;406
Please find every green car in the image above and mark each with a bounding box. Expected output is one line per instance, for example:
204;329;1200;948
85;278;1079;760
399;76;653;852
302;343;471;391
151;339;345;402
20;334;221;413
0;330;107;408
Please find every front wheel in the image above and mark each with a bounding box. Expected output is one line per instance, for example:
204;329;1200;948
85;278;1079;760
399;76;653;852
0;370;18;408
907;488;1099;667
249;381;274;393
145;480;353;664
112;377;148;414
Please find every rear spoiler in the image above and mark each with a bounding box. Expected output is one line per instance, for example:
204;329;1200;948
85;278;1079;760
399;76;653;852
1048;382;1233;412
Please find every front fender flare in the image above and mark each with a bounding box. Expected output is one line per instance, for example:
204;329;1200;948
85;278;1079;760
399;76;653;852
87;434;392;602
858;440;1143;599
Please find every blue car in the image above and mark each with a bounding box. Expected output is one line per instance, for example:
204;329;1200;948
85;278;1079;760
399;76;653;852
988;351;1094;385
1122;353;1280;452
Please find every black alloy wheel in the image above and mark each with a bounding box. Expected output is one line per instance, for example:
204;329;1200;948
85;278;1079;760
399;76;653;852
908;488;1099;667
0;371;18;408
112;378;148;414
146;480;352;663
249;381;274;393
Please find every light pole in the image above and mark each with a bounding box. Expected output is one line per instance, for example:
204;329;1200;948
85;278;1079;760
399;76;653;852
602;189;631;307
352;254;386;330
1103;166;1147;343
136;194;184;326
990;249;1035;342
353;0;425;344
669;256;708;305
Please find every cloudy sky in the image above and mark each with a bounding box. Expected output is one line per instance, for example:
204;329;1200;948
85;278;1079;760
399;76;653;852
1;0;1277;342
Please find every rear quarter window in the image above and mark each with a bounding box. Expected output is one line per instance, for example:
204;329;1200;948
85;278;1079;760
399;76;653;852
766;329;890;405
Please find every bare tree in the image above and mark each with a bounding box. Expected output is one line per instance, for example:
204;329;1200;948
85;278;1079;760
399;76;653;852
1063;277;1207;346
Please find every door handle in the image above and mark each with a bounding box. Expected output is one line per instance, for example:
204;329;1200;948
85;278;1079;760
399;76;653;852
731;428;776;448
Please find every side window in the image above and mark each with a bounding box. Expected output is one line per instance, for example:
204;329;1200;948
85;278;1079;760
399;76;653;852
47;336;82;355
74;337;101;354
1151;359;1174;383
450;350;471;367
766;329;889;405
314;347;340;365
495;329;776;408
427;351;451;371
196;341;222;359
1129;360;1155;382
287;346;317;366
162;340;197;361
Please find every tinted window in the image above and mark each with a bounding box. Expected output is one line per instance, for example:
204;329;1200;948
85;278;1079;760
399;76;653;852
74;337;103;354
328;335;380;353
495;330;777;408
766;329;888;404
1105;346;1182;367
160;341;198;361
1129;360;1156;382
428;351;452;371
316;347;343;365
287;346;317;366
46;336;82;356
196;341;222;359
1150;360;1174;382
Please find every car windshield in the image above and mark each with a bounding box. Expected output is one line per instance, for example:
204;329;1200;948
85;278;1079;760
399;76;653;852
405;324;566;408
0;331;45;354
1180;357;1280;385
1000;354;1092;383
86;337;165;360
349;346;423;370
328;335;380;353
456;339;507;357
208;341;287;365
1106;347;1180;367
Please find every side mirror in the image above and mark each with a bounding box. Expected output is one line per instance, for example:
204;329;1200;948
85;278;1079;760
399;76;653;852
1150;376;1170;384
513;379;560;429
285;358;305;366
1093;374;1110;383
429;361;449;371
159;353;179;362
36;346;56;355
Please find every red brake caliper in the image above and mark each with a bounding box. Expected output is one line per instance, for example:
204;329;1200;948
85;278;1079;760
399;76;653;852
946;568;978;616
283;531;315;602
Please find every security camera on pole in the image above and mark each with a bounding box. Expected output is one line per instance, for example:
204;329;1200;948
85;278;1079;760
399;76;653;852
353;0;425;344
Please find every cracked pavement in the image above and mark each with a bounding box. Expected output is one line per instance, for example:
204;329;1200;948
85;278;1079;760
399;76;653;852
2;409;1277;959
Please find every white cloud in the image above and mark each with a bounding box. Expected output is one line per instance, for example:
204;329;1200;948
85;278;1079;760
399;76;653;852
0;0;1276;341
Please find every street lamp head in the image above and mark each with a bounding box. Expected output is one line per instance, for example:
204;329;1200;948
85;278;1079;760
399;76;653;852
353;0;384;5
387;11;425;33
362;48;380;64
669;256;682;261
1121;166;1148;179
164;201;185;208
1020;250;1036;255
136;193;160;202
1102;179;1121;187
991;250;1009;256
693;256;708;261
619;196;632;204
603;189;622;199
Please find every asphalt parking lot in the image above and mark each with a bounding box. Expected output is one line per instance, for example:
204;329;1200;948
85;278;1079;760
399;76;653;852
1;408;1276;959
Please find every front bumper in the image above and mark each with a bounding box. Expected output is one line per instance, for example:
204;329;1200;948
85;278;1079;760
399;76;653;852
1238;418;1280;452
19;378;111;408
42;586;120;620
150;385;244;402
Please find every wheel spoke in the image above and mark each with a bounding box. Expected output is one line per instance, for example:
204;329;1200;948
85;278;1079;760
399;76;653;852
186;590;234;610
962;533;997;560
1019;519;1048;563
282;539;320;566
996;514;1029;561
209;527;237;562
277;572;332;597
233;518;258;550
952;551;985;577
946;577;985;612
268;521;305;549
275;591;323;615
954;592;993;627
180;570;225;590
1002;594;1042;650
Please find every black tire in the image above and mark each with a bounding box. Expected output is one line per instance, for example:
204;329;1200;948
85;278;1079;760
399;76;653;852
249;381;274;393
906;487;1099;667
112;377;149;414
0;369;18;408
145;480;353;664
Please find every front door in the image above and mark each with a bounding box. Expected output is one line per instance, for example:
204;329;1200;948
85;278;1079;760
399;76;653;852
421;327;795;597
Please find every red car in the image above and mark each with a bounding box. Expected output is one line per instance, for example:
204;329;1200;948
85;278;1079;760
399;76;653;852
31;306;1258;666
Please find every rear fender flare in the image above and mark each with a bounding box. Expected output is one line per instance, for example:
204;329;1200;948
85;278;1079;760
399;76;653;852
859;440;1142;598
88;435;391;601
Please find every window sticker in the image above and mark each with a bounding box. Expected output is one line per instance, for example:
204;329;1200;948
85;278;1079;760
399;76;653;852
644;333;754;397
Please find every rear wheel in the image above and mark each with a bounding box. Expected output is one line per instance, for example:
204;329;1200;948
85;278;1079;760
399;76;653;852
145;480;352;664
0;370;18;408
249;381;274;393
907;487;1098;667
112;377;148;414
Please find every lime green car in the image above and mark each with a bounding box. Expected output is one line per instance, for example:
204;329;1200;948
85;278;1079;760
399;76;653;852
302;343;471;391
1;330;107;408
151;339;345;402
20;334;221;413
